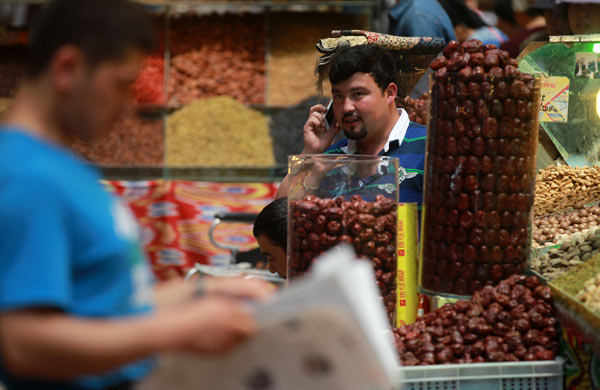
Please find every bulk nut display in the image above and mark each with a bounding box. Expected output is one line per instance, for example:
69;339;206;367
421;40;540;296
133;55;165;105
270;96;318;165
577;273;600;314
394;275;558;365
533;205;600;245
168;15;266;106
289;194;397;322
535;165;600;217
531;228;600;280
70;114;163;166
268;12;368;106
166;96;274;167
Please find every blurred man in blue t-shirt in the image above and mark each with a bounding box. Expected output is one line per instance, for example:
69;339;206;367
0;1;271;389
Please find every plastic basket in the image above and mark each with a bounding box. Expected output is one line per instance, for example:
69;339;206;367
397;357;564;390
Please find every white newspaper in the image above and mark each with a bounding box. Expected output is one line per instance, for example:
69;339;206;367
141;245;401;390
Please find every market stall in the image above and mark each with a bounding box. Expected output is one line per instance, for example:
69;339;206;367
0;0;376;276
281;34;600;389
5;1;600;389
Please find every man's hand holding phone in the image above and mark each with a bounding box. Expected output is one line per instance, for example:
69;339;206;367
302;101;341;154
274;101;341;198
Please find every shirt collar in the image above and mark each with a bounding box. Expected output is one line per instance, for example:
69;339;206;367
342;108;410;155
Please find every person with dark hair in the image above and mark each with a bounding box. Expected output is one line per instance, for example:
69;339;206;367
253;198;288;278
0;1;271;389
276;45;426;209
438;0;508;45
539;0;571;36
388;0;457;44
562;0;600;35
494;0;548;57
493;0;522;37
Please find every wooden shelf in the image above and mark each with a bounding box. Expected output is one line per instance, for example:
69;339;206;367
98;165;287;182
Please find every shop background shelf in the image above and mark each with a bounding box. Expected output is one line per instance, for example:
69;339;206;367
99;166;286;182
398;358;564;390
69;114;165;167
0;0;375;11
0;2;376;180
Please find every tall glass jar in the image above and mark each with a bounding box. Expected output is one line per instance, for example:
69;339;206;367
287;154;399;323
420;72;541;297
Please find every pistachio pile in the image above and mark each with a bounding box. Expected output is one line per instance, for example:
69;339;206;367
576;274;600;314
531;228;600;280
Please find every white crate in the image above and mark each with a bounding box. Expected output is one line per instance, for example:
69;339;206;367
397;357;564;390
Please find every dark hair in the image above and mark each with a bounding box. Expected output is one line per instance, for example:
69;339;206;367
438;0;487;29
26;0;156;77
253;198;287;249
329;45;397;93
494;0;516;24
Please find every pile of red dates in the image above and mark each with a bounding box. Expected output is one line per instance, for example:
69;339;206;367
289;194;397;322
394;275;558;365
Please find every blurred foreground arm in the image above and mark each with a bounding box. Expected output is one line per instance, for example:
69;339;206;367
0;277;272;380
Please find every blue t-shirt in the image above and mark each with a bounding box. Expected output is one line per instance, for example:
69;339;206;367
324;122;426;206
388;0;457;44
469;26;508;47
0;130;155;390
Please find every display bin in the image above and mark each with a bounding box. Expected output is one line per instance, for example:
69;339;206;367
547;255;600;355
287;154;399;323
397;357;564;390
420;72;542;298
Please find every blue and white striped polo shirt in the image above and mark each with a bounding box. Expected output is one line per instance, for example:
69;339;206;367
324;109;426;207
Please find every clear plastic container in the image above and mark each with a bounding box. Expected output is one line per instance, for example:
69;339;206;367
287;154;399;323
420;73;541;297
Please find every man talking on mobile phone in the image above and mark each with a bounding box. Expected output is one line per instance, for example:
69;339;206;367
276;44;426;207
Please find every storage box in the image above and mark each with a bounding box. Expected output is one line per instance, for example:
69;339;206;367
397;358;564;390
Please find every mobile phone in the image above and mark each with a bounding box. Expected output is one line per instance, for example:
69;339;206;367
324;99;335;130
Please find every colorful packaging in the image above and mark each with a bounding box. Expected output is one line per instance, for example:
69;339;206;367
396;203;419;327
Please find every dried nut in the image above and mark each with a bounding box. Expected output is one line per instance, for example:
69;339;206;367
535;166;600;217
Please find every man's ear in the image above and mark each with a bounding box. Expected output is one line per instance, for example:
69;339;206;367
48;45;86;95
385;82;398;105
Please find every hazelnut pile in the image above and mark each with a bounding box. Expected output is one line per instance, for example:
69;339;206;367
533;206;600;244
394;275;558;365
